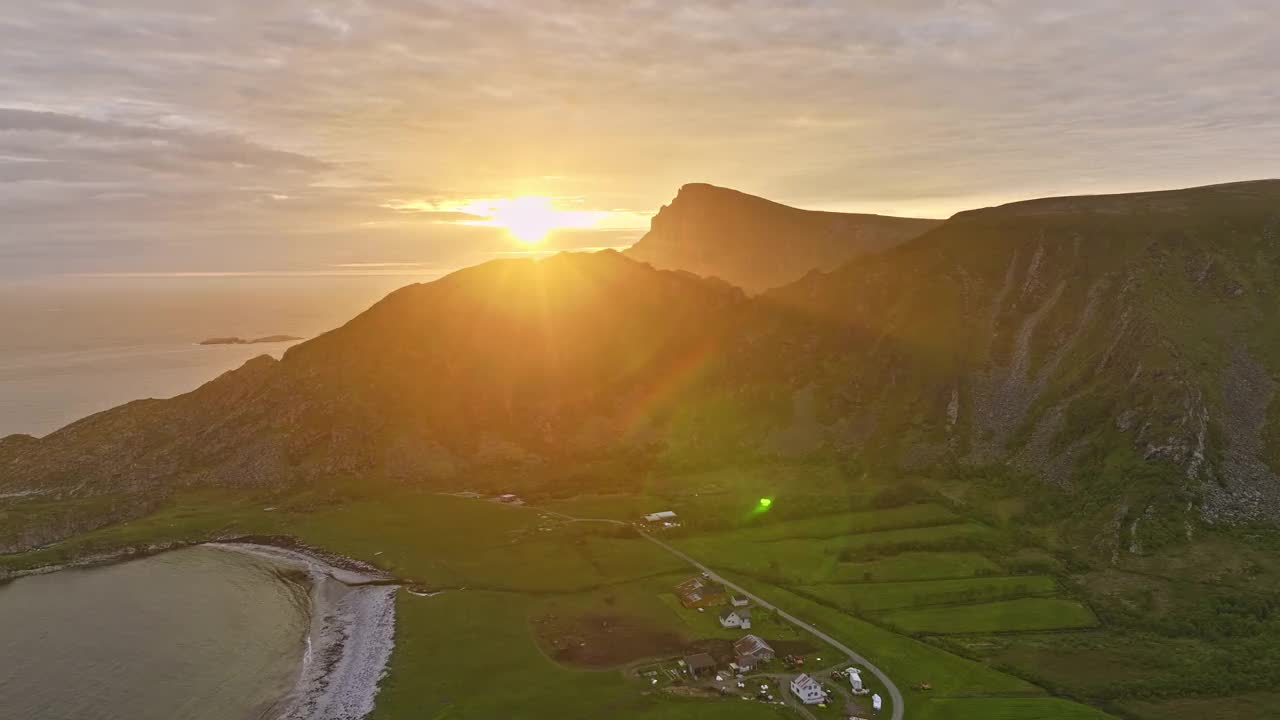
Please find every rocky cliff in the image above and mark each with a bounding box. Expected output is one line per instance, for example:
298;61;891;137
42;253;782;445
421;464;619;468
625;183;940;293
710;180;1280;551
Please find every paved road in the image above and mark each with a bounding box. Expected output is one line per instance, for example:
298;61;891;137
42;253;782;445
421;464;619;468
529;508;905;718
639;531;905;720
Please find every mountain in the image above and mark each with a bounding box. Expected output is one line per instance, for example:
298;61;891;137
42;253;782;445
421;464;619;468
0;251;748;509
715;180;1280;549
4;180;1280;556
624;183;940;293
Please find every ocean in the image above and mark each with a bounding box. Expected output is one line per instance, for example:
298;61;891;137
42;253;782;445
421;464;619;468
0;275;430;438
0;546;311;720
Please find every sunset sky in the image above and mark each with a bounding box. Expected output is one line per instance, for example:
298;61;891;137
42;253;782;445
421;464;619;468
3;1;1278;280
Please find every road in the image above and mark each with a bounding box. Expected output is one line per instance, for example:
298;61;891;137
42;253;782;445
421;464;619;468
533;508;905;720
641;531;905;720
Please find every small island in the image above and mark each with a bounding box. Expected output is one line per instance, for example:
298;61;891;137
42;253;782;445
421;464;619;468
199;335;303;346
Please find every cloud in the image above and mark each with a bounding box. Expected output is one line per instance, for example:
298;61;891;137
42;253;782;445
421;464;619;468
1;1;1278;276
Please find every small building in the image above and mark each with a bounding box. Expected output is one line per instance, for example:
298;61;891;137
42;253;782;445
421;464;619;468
674;576;728;608
684;652;716;678
790;673;827;705
848;667;867;694
849;666;870;691
733;654;759;673
644;510;677;523
496;493;521;504
730;593;750;607
872;693;883;713
718;607;752;629
733;634;775;664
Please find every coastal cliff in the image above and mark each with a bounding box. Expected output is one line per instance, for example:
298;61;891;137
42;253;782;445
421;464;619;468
625;183;939;292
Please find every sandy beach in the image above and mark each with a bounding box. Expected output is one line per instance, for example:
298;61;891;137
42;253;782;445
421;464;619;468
207;542;398;720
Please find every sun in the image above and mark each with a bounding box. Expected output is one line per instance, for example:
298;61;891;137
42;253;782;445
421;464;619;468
455;196;605;244
488;197;573;243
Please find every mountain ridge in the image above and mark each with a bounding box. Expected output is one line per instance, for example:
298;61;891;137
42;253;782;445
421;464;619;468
624;182;941;292
3;179;1280;558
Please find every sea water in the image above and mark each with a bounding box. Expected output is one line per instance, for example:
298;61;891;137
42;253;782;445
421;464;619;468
0;275;423;438
0;546;311;720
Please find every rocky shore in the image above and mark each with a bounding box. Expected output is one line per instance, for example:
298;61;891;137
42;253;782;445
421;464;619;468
207;542;398;720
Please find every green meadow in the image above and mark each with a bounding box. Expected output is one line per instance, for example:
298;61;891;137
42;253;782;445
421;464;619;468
909;697;1117;720
879;597;1098;634
799;575;1060;612
0;468;1189;720
375;590;792;720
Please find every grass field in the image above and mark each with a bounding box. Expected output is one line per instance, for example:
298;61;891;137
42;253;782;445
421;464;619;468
730;578;1043;697
0;476;1131;719
701;503;961;542
879;597;1098;635
1;486;817;719
799;575;1060;612
373;590;793;720
722;579;1121;719
1121;692;1280;720
676;522;997;584
908;697;1117;720
828;551;1004;583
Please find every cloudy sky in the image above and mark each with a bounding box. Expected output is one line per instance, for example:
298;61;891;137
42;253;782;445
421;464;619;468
2;1;1278;279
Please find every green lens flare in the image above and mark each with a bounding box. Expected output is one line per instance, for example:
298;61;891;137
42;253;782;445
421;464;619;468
759;498;772;508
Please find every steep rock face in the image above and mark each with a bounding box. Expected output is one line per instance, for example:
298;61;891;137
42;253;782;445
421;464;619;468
707;180;1280;545
625;183;940;293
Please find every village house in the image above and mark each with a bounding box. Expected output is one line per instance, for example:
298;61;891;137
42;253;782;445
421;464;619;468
684;652;716;679
733;634;775;664
718;607;752;629
730;593;750;607
732;654;759;673
790;673;827;705
673;576;728;608
643;510;677;523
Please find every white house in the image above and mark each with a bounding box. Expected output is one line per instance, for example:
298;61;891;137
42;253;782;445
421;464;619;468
790;673;826;705
644;511;677;522
718;607;752;629
848;668;867;695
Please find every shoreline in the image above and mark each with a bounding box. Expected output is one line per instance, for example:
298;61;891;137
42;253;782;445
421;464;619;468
0;540;198;584
2;537;400;720
205;542;399;720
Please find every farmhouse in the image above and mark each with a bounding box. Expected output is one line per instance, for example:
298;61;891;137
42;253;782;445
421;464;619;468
718;607;752;629
733;634;775;663
674;576;728;608
643;510;677;523
730;593;749;607
790;673;827;705
684;652;716;678
496;493;521;504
